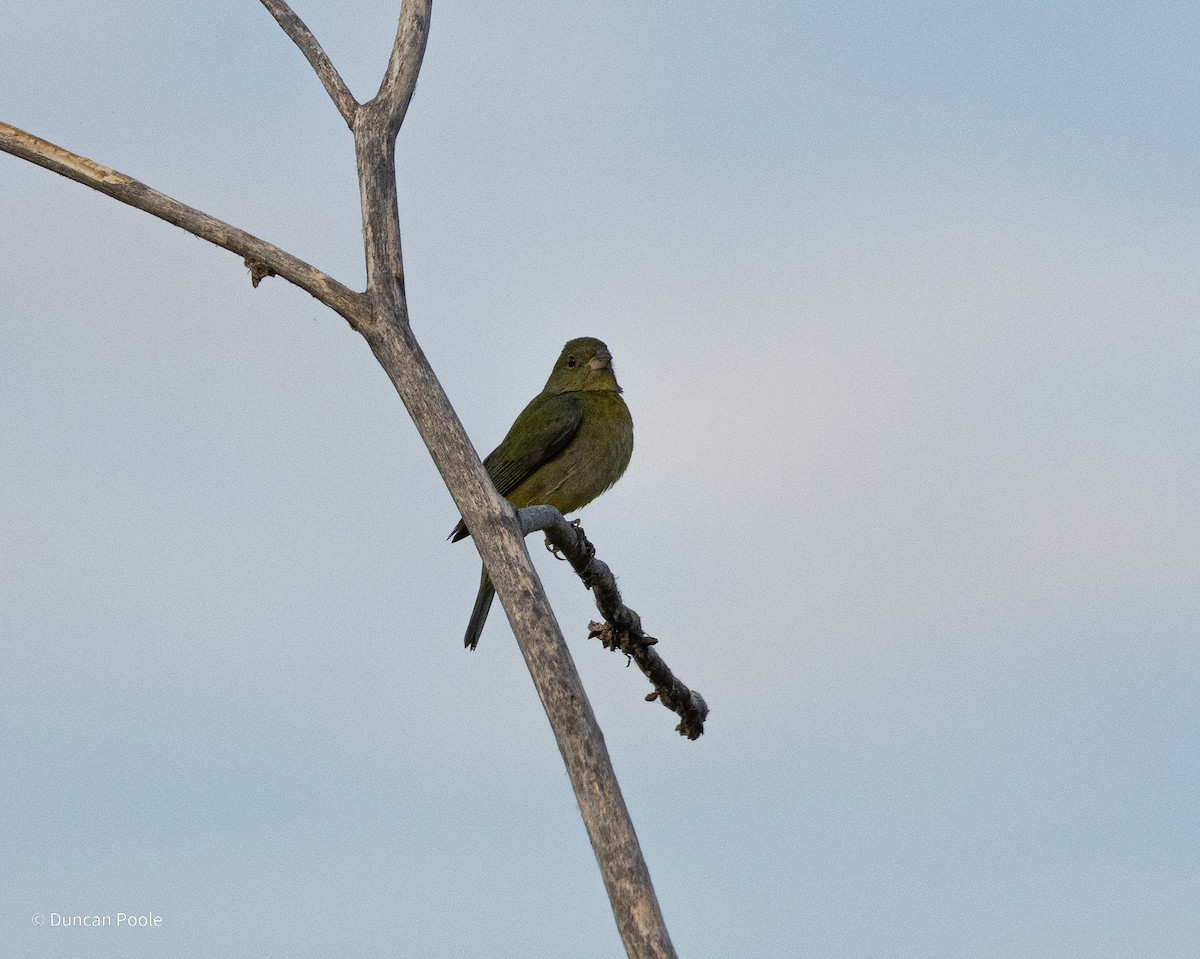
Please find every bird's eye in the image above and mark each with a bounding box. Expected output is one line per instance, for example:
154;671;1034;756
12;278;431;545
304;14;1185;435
566;355;577;368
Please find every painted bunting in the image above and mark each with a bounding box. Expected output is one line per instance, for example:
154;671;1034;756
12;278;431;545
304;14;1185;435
450;336;634;650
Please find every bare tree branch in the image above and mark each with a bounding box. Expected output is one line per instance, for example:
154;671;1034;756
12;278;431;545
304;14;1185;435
375;0;431;132
519;506;710;740
359;314;681;959
3;2;685;955
259;0;359;126
344;7;681;953
0;121;368;327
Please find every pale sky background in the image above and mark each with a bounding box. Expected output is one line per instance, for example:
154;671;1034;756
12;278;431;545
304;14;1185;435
2;2;1199;957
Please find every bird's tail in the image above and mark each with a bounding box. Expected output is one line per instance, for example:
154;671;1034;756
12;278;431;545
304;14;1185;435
464;566;496;651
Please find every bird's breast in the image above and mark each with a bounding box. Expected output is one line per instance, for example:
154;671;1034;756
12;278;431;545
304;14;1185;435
507;391;633;515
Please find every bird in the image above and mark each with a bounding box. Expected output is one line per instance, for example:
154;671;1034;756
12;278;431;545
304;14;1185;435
450;336;634;650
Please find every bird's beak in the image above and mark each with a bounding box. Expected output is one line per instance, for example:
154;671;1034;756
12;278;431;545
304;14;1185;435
588;347;613;371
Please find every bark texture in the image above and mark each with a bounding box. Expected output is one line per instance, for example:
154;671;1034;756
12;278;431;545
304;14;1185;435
520;506;709;739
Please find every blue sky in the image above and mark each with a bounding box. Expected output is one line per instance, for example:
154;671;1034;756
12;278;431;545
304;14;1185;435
2;2;1198;957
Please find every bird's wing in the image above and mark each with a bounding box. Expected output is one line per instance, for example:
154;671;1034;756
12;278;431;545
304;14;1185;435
484;391;584;498
447;392;583;542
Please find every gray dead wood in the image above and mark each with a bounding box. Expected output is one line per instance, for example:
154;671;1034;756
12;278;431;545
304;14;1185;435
0;3;690;957
519;506;709;740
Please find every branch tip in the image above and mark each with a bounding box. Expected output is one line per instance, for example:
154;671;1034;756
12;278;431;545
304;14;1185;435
520;505;708;738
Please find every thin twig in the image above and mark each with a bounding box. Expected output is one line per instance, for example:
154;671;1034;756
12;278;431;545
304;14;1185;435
375;0;432;133
518;505;710;739
0;121;368;328
259;0;359;127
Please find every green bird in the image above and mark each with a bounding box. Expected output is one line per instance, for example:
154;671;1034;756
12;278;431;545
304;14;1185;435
450;336;634;650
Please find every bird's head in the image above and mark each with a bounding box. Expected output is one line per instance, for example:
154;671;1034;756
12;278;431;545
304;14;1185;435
544;337;623;394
